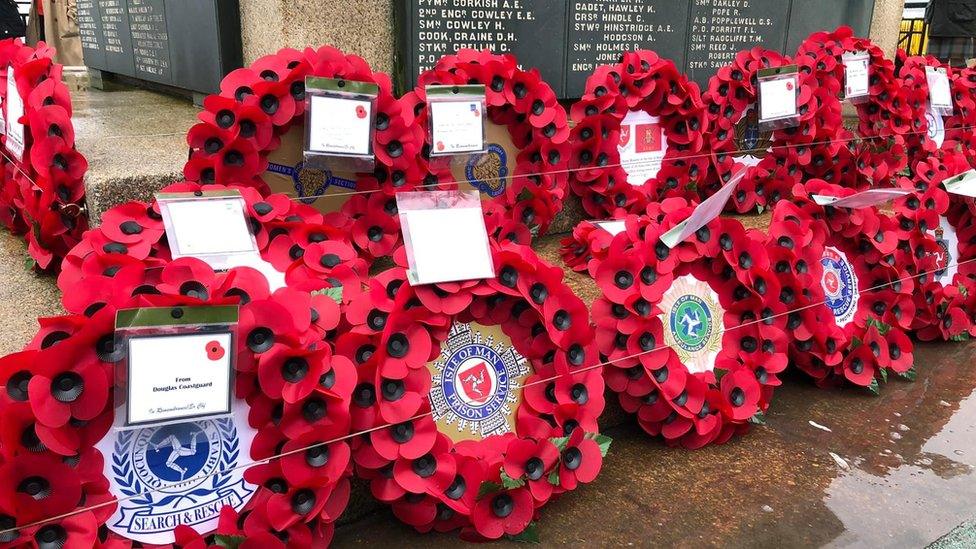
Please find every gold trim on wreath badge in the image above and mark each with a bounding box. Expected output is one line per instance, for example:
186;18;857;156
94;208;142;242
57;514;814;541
427;322;530;442
660;276;726;374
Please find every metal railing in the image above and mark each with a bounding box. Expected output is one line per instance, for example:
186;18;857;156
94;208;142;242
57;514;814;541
900;0;928;56
14;0;28;25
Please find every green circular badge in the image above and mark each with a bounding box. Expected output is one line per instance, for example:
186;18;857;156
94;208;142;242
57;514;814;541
669;295;712;353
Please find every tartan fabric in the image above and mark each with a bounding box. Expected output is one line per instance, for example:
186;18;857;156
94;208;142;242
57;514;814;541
928;35;976;66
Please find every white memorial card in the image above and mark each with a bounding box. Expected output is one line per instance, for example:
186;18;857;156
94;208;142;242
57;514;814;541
430;99;485;155
843;52;870;100
398;191;495;285
812;188;912;208
927;105;946;147
926;66;953;112
158;192;260;272
592;220;627;236
308;94;373;155
943;169;976;197
618;110;669;185
661;165;746;248
5;65;24;161
759;73;798;123
126;332;233;426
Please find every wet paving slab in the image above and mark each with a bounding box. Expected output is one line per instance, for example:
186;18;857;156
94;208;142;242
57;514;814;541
334;340;976;548
0;231;63;355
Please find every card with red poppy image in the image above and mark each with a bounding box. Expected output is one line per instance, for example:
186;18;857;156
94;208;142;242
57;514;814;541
426;84;487;157
115;306;237;427
305;78;377;161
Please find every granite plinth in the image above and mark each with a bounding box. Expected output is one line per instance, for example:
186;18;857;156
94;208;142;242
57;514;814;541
239;0;394;72
73;88;197;224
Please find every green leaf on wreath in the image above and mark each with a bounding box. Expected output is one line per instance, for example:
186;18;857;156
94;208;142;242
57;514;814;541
214;535;246;549
311;286;344;304
867;379;880;396
686;182;698;193
507;522;541;544
756;204;765;214
587;433;613;457
950;332;971;342
23;257;35;272
548;435;570;451
850;336;862;350
547;468;560;486
879;367;888;384
899;367;917;382
500;470;526;489
477;481;503;500
749;410;767;425
517;188;534;202
529;225;540;238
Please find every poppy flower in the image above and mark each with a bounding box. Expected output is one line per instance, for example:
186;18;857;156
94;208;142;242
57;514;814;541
242;504;313;547
554;429;602;490
370;415;439;461
26;339;109;428
470;486;534;539
0;453;81;522
392;437;456;495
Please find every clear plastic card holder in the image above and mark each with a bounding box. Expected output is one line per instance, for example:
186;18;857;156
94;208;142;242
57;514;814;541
396;189;495;286
757;65;800;131
304;76;379;173
942;168;976;197
113;305;239;430
926;66;954;117
5;64;24;161
426;84;487;171
156;189;260;271
591;220;627;236
842;51;871;104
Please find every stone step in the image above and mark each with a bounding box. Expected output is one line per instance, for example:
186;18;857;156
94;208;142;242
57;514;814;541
73;87;197;224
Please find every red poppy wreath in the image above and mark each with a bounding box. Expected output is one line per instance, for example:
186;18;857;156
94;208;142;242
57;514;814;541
589;200;788;448
700;47;826;213
182;45;426;264
0;38;88;272
933;61;976;170
0;255;358;548
558;199;686;276
567;50;708;218
895;53;964;168
337;240;606;541
767;180;917;390
794;27;911;188
893;148;976;341
0;181;371;547
397;50;571;244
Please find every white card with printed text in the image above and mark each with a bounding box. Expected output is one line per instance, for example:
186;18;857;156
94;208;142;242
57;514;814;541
308;94;373;155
